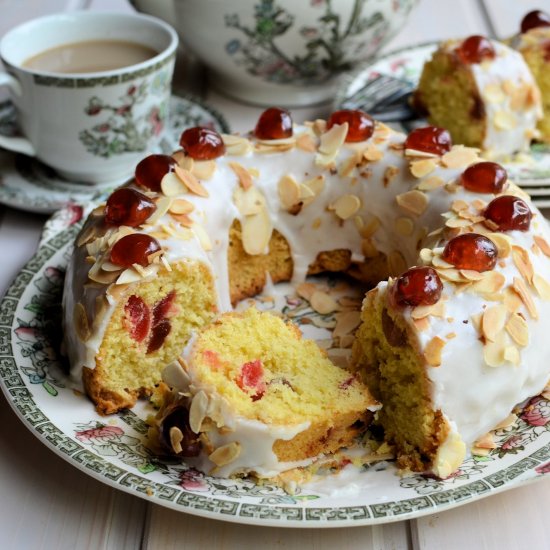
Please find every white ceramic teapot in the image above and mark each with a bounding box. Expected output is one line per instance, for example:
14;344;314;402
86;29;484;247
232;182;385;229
131;0;418;106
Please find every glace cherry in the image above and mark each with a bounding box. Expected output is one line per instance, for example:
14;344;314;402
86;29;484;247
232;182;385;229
161;404;202;457
456;35;496;64
327;109;375;142
179;127;225;160
404;126;452;155
254;107;293;140
135;154;176;193
521;10;550;33
460;162;508;194
484;195;532;231
104;187;157;227
110;233;161;268
442;233;497;271
390;266;443;308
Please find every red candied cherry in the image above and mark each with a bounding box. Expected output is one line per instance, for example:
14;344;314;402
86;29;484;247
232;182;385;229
135;154;176;192
456;35;496;64
404;126;452;155
442;233;497;271
390;266;443;308
110;233;161;268
124;295;151;343
484;195;532;231
236;359;266;401
460;161;508;194
160;404;202;457
104;187;157;227
254;107;293;139
179;126;225;160
521;10;550;33
327;109;375;142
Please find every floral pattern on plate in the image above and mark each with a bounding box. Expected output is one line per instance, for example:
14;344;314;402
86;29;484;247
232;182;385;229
0;96;229;215
335;42;550;205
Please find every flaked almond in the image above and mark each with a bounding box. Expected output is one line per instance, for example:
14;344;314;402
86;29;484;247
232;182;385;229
278;174;301;210
395;216;414;236
441;146;479;169
363;143;384;162
494;110;517;130
483;334;506;367
193;223;213;251
396;190;429;217
481;304;508;342
77;223;98;247
161;171;187;197
424;336;445;366
295;132;317;152
513;276;538;319
533;273;550;300
169;426;184;454
330;194;361;220
241;209;272;255
474;432;497;450
493;413;517;430
189;390;209;433
512;245;534;283
74;302;91;342
145;196;173;225
233;186;266;216
303;175;325;196
222;134;252;156
209;441;241;467
169;198;195;215
534;235;550;257
339;152;361;178
411;300;446;320
192;160;216;180
315;123;348;167
486;232;512;258
505;312;529;346
410;158;437;178
388;250;407;276
356;215;380;238
229;161;254;190
333;311;361;337
471;271;506;294
417;175;445;191
504;345;521;365
383;165;400;186
296;282;317;301
175;165;209;197
310;290;339;315
445;216;472;229
483;83;505;104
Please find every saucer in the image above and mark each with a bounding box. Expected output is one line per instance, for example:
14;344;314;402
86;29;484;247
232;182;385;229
335;42;550;207
0;95;230;214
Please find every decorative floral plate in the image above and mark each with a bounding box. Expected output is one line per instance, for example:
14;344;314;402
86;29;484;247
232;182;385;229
0;96;229;215
0;207;549;528
335;42;550;207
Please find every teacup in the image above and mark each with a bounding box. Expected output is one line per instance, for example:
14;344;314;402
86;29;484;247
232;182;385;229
0;12;178;184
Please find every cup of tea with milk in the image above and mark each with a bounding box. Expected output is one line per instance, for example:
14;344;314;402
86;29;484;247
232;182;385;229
0;12;178;184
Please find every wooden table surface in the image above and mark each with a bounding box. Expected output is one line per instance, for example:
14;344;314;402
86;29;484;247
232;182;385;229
1;0;549;548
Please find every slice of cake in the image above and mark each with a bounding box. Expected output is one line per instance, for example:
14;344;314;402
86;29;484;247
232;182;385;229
412;35;542;158
151;307;375;478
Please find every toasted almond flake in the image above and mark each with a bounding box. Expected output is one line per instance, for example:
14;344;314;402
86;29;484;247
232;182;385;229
339;152;361;177
169;198;195;215
295;132;317;152
446;332;456;339
241;209;272;255
494;110;517;130
222;134;252;155
192;160;216;180
481;304;508;342
74;302;91;342
533;274;550;300
483;83;505;103
471;271;505;294
417;175;445;191
474;432;497;449
172;149;189;166
143;196;172;225
405;148;439;159
383;165;400;186
452;199;469;212
513;277;538;319
472;446;491;457
504;345;521;365
413;317;430;332
410;158;437;178
432;254;454;269
357;216;380;238
333;311;362;337
303;175;325;196
233;186;266;216
296;282;317;301
311;218;322;230
115;267;144;285
189;390;209;433
459;269;485;281
175;165;209;197
361;238;379;258
278;174;301;210
505;312;529;346
503;285;523;312
299;182;315;202
483;335;506;367
395;216;414;236
437;268;467;283
424;336;445;366
445;182;459;193
101;260;123;272
310;290;338;314
411;301;446;320
170;212;193;227
512;245;534;283
209;441;241;467
441;146;479;169
363;143;384;162
193;223;213;251
419;248;434;263
494;413;517;430
316;123;348;167
169;426;184;454
534;235;550;257
77;223;98;247
160;171;187;197
486;232;512;258
330;194;361;220
445;216;472;228
396;190;429;217
388;250;407;276
229;161;254;190
340;334;355;348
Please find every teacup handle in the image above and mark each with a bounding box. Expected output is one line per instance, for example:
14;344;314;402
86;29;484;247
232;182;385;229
0;72;36;156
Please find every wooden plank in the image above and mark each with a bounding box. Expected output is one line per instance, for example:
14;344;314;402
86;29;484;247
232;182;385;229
412;478;550;550
0;393;149;549
146;505;411;550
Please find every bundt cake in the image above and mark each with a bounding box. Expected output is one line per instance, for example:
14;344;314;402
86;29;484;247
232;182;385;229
149;307;374;478
63;108;550;479
412;35;542;158
515;10;550;142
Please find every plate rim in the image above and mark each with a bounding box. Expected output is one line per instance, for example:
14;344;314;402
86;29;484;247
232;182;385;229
0;221;549;528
